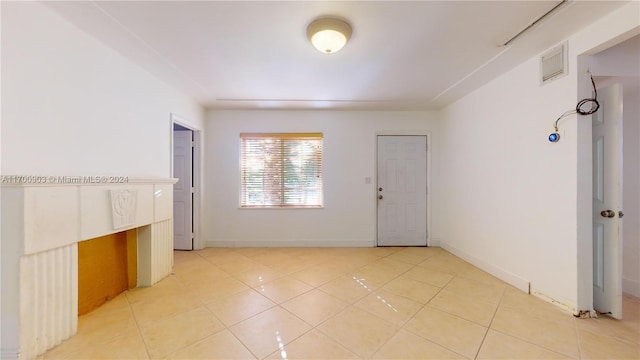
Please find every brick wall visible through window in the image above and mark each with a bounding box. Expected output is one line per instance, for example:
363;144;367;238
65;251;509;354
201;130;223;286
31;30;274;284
240;133;323;208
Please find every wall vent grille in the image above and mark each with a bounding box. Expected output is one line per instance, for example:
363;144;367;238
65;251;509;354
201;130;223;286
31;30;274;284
541;42;567;84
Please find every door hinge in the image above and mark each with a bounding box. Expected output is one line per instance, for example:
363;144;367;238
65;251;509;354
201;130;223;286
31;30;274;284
191;187;195;193
191;233;195;239
191;141;195;147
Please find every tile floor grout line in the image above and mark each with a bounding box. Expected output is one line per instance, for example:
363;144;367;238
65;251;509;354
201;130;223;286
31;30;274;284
265;304;319;359
124;290;154;360
381;253;449;315
315;253;409;358
484;293;583;359
173;255;275;359
425;272;481;359
573;316;584;360
278;299;320;328
397;302;476;360
370;261;465;360
576;317;640;346
471;285;507;359
487;327;577;359
367;326;403;359
483;285;506;328
365;256;434;359
311;304;388;359
225;325;261;360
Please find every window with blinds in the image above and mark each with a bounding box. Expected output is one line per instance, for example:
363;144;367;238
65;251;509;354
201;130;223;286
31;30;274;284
240;133;323;208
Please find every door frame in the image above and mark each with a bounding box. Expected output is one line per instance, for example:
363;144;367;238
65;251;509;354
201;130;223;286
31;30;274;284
374;131;432;247
170;113;202;250
576;29;638;313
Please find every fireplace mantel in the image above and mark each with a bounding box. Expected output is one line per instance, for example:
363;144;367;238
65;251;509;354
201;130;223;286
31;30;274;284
1;178;178;360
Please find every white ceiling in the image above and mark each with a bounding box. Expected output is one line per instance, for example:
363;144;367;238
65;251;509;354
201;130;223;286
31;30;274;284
45;1;628;110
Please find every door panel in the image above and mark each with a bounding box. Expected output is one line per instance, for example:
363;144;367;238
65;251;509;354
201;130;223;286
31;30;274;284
173;130;193;250
593;223;604;291
377;135;427;246
592;83;623;318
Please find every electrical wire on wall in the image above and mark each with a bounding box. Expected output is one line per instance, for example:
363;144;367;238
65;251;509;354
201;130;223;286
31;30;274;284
548;72;600;142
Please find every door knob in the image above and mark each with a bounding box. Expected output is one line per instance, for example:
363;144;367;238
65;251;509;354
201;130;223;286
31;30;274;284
600;210;616;218
378;187;383;191
619;211;624;218
378;195;383;200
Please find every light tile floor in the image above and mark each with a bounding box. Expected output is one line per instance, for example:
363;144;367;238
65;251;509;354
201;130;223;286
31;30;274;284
43;247;639;359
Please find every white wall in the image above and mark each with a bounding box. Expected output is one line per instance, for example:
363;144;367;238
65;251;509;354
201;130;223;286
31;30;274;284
1;1;204;177
438;2;639;310
204;110;440;247
1;2;203;357
439;54;578;305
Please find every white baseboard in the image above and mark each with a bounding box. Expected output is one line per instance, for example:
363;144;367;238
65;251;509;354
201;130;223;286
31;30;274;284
205;239;374;248
439;242;582;314
623;277;640;298
1;348;19;360
438;242;530;293
530;288;577;314
205;240;235;247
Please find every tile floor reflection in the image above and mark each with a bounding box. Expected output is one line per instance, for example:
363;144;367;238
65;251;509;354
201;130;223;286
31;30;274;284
43;247;639;359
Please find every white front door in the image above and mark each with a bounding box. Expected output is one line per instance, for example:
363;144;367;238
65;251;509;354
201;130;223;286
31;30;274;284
173;130;193;250
593;83;623;318
377;135;427;246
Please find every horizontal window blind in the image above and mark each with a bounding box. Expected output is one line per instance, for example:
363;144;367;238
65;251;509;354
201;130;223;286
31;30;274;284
241;133;323;208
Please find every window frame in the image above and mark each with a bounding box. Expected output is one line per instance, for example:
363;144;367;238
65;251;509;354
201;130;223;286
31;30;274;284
240;132;324;209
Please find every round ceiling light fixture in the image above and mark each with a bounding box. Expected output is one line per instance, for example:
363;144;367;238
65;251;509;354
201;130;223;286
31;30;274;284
306;17;352;54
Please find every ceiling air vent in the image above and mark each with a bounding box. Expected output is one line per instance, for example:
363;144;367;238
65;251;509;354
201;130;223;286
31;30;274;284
540;42;568;84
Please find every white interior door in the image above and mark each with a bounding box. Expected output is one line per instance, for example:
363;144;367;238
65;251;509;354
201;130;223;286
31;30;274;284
173;130;193;250
377;135;427;246
593;83;623;318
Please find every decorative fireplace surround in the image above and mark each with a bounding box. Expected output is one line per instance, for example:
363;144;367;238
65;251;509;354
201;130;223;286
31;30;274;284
1;178;177;360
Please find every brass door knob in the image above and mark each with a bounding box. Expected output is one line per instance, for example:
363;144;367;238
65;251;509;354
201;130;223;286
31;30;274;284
600;210;615;218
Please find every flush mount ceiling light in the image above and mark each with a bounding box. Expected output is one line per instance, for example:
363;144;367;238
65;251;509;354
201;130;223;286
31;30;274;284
306;17;352;54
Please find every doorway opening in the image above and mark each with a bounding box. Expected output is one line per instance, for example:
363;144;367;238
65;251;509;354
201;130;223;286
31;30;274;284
171;114;202;250
375;132;431;247
580;33;640;319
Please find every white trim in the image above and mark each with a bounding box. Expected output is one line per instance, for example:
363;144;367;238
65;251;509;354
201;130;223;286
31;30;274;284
170;113;202;133
170;113;203;250
205;239;373;248
374;131;432;247
0;348;19;360
439;241;531;293
205;241;236;248
530;288;577;315
429;238;443;247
